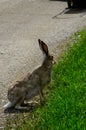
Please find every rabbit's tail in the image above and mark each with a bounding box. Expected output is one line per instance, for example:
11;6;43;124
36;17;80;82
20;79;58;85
3;101;14;109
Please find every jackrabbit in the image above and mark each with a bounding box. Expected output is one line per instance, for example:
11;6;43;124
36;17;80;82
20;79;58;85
3;39;55;109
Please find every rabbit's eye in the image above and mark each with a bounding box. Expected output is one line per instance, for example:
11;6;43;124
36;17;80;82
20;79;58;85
51;56;53;60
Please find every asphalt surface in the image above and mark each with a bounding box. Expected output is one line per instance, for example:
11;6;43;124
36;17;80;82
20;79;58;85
0;0;86;128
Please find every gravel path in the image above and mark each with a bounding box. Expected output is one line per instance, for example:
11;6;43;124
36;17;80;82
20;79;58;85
0;0;86;128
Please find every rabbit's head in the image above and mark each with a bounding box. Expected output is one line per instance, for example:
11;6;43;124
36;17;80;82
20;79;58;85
38;39;55;69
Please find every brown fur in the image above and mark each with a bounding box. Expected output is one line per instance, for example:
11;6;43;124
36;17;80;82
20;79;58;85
4;39;55;109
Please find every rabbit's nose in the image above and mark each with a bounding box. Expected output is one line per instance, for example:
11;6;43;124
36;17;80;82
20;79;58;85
52;60;56;65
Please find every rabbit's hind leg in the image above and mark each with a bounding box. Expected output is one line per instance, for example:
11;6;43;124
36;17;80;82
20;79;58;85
3;101;16;109
15;96;26;109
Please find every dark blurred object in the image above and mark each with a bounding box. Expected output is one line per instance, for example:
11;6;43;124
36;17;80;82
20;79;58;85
67;0;86;8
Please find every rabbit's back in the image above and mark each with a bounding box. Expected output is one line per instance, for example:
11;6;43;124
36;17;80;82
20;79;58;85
25;66;52;100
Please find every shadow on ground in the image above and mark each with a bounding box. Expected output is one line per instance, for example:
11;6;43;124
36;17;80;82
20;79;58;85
4;103;39;114
65;8;86;14
53;8;86;18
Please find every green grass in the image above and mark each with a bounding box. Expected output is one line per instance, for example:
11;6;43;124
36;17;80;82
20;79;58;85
5;29;86;130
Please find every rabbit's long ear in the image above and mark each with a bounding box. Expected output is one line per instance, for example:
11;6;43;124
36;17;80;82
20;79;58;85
38;39;49;56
